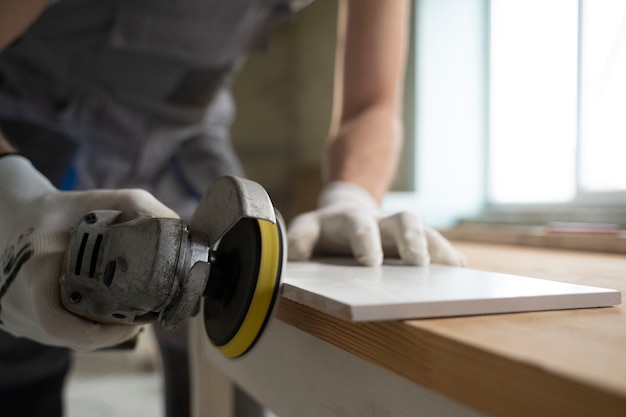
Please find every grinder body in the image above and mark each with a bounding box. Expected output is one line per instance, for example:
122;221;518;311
60;176;284;358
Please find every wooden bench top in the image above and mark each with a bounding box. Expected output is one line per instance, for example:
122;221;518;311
277;242;626;417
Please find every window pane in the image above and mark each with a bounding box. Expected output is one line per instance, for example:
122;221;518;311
489;0;578;203
579;0;626;192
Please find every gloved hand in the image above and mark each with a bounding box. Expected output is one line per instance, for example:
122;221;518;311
0;155;179;351
287;181;466;267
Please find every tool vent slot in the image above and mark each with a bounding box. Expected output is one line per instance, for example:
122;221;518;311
89;234;103;278
75;233;89;275
103;260;116;287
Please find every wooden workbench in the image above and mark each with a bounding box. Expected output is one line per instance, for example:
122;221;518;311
192;242;626;417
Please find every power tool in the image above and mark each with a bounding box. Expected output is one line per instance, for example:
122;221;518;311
59;176;284;358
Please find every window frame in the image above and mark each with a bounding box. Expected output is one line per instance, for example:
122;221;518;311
483;0;626;226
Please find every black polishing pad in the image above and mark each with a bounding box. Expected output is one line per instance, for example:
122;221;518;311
203;217;282;358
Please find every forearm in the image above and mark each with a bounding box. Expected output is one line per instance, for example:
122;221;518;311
0;1;47;153
325;0;410;202
326;106;403;202
0;0;51;154
0;131;18;153
0;0;49;50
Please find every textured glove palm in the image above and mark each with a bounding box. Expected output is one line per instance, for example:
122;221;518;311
287;182;466;267
0;156;179;351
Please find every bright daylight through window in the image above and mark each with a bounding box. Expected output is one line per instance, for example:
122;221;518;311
489;0;626;205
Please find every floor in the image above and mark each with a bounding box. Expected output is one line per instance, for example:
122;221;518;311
64;330;164;417
63;329;278;417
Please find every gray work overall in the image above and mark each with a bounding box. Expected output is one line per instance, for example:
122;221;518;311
0;0;311;416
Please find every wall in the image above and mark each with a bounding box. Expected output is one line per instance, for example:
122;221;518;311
383;0;487;228
231;1;415;223
230;1;338;222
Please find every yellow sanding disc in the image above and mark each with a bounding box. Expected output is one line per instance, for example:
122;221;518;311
203;217;283;358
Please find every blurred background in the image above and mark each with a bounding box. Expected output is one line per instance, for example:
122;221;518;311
64;0;626;415
232;0;626;232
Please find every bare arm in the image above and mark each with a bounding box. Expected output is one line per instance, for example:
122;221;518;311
0;132;17;153
0;0;50;153
325;0;410;202
0;0;49;50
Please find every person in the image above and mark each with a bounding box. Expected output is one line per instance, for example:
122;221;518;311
0;0;465;416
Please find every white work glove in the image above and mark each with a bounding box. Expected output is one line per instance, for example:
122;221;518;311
287;181;466;267
0;155;179;351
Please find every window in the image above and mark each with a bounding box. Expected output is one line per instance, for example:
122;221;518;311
489;0;626;211
489;0;578;204
385;0;626;229
578;0;626;193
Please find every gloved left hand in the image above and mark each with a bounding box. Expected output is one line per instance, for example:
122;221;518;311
287;181;466;267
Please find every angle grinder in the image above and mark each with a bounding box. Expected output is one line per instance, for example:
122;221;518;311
59;176;284;358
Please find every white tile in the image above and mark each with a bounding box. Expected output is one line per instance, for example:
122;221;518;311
282;260;621;321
